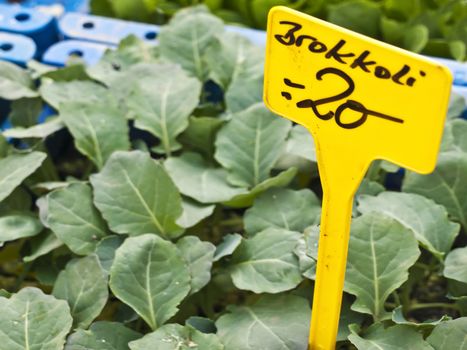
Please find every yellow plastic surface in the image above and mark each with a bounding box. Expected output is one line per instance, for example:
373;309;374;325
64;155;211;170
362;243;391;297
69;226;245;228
263;6;452;350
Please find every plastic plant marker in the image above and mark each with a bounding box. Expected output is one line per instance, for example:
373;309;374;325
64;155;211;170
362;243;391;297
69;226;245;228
263;6;452;350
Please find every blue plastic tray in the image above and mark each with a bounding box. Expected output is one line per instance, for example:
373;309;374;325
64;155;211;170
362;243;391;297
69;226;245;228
0;32;36;66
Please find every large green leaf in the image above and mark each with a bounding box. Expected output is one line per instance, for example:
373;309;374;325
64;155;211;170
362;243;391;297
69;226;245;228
53;255;108;328
205;31;263;89
345;212;420;321
357;192;459;259
216;294;310;350
230;228;302;293
427;318;467;349
283;125;317;162
128;324;223;350
244;188;321;235
0;152;47;202
403;152;467;229
40;81;108;110
65;321;141;350
109;234;191;330
444;247;467;284
165;153;247;204
91;151;184;239
176;236;215;295
440;119;467;153
349;323;433;350
0;214;43;243
224;71;264;113
0;287;72;350
127;66;201;155
0;61;38;100
215;103;291;188
60;102;130;169
47;183;109;255
158;7;224;80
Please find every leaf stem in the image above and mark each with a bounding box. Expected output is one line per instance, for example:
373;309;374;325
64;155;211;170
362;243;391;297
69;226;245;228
408;302;460;312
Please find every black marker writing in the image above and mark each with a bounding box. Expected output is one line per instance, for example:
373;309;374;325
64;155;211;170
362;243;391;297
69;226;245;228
275;21;427;88
281;68;404;129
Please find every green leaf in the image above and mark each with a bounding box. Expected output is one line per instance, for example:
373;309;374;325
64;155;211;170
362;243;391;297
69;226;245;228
215;103;291;188
384;0;421;21
3;117;65;139
391;306;450;331
230;228;302;293
214;233;242;262
283;125;317;162
403;152;467;229
111;0;154;22
0;287;72;350
47;183;109;255
0;214;43;243
223;167;298;208
165;153;248;204
205;31;264;89
91;151;184;239
244;188;321;235
0;187;31;214
0;152;47;202
349;323;433;350
444;247;467;284
357;192;459;259
95;235;125;275
179;116;224;160
328;0;382;37
23;230;63;262
176;236;215;295
294;225;319;280
159;8;224;80
60;101;130;169
0;134;8;158
216;294;310;350
176;199;215;229
127;66;201;155
345;212;420;321
65;321;141;350
440;119;467;153
9;97;42;127
40;81;108;110
0;61;38;100
403;24;429;52
225;71;263;113
41;63;90;82
129;324;223;350
447;94;466;120
427;318;467;349
87;51;159;90
53;255;108;329
109;234;191;330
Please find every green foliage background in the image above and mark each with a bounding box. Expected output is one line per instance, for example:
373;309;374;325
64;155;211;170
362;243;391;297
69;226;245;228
0;5;467;349
90;0;467;61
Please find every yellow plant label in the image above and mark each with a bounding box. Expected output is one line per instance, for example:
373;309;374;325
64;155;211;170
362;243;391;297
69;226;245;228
263;6;452;350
